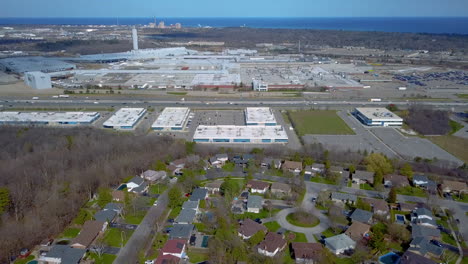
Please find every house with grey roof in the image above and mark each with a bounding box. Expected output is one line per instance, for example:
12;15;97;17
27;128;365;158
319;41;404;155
324;234;356;255
175;208;197;224
141;170;167;182
411;208;436;228
331;192;357;205
400;250;437;264
350;209;373;224
189;188;208;202
413;175;429;188
412;225;441;240
182;200;200;213
38;245;86;264
94;210;117;223
352;170;374;185
170;224;195;241
127;176;148;194
409;237;444;258
247;195;263;213
261;157;282;169
104;203;123;213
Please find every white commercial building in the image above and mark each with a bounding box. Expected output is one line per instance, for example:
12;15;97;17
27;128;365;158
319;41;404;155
193;125;288;144
24;71;52;89
0;111;100;125
151;107;190;131
245;107;277;126
355;107;403;127
252;79;268;91
103;108;146;129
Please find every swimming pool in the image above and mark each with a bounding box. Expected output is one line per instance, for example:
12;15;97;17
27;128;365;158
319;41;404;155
379;252;400;264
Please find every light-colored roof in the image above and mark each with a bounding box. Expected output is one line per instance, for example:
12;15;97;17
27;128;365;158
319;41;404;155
191;73;241;86
0;111;99;124
245;107;276;124
0;56;76;73
324;234;356;251
355;107;403;121
103;108;146;128
283;160;303;170
442;180;468;192
247;195;263;209
193;125;288;141
151;107;190;128
271;182;291;192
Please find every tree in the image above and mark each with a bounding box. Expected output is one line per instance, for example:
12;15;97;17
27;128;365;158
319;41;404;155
185;141;196;155
220;179;242;201
356;198;372;211
168;187;182;208
387;223;410;243
365;153;393;176
0;187;10;215
388;187;397;203
349;165;356;174
248;231;266;247
303;157;314;166
374;171;384;189
399;163;413;180
97;188;112;208
153;160;167;171
264;200;273;218
324;160;331;170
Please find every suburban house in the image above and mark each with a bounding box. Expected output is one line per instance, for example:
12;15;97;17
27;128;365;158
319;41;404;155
345;222;371;242
238;218;267;239
411;225;441;240
112;190;125;202
384;174;410;188
70;220;107;249
141;170;167;182
175;208;197;224
400;250;437;264
182;200;200;213
209;153;229;168
189;188;208;202
311;163;326;174
261;157;282;169
324;234;356;255
411;208;436;228
38;245;86;264
330;166;344;174
155;254;181;264
247;195;263;213
331;192;357;205
270;182;291;196
205;180;223;194
247;180;270;194
399;202;419;212
257;232;287;257
168;158;187;175
160;239;187;259
282;160;303;174
126;176;148;194
413;175;429;188
291;242;323;264
232;200;247;214
362;198;389;216
441;180;468;195
350;209;373;224
352;170;374;185
104;202;123;213
169;224;195;241
93;209;117;223
408;237;444;259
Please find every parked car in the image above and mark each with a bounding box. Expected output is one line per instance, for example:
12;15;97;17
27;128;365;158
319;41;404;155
431;240;443;247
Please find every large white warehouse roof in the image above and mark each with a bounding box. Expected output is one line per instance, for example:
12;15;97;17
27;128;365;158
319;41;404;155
355;107;403;121
152;107;190;129
193;125;288;143
103;108;146;128
245;107;277;125
0;111;99;124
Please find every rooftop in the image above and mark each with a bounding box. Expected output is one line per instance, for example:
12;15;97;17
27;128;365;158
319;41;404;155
169;224;194;239
258;232;287;253
191;73;241;86
189;188;208;201
238;218;267;238
356;107;403;121
345;222;371;241
193;125;288;140
151;107;190;128
324;234;356;251
175;208;196;224
350;209;373;223
103;108;146;128
247;180;270;190
247;195;263;209
0;56;76;73
291;242;323;260
0;111;99;124
41;245;86;264
161;239;186;254
244;107;276;124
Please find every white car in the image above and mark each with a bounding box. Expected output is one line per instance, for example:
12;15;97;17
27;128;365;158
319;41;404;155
94;101;99;104
145;260;154;264
153;201;158;206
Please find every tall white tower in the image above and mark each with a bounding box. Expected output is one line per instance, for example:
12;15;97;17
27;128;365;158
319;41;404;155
132;26;139;50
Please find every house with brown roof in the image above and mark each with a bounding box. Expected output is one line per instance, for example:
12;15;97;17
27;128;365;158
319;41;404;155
257;232;287;257
155;254;181;264
352;170;374;185
282;160;303;174
270;182;291;196
70;220;107;249
112;190;125;202
362;198;389;216
384;174;410;188
399;202;418;212
205;180;223;194
441;180;468;195
160;239;186;259
291;242;323;263
238;218;267;239
247;180;270;194
345;222;371;242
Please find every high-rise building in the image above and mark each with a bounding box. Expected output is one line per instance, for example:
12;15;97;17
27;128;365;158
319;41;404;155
132;26;138;50
158;21;165;29
175;23;182;29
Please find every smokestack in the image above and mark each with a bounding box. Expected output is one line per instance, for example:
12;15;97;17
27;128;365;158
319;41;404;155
132;26;138;50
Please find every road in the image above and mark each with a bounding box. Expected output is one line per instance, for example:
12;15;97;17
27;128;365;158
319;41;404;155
114;192;169;264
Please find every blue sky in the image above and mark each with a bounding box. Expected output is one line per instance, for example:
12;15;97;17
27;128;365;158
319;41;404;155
1;0;468;17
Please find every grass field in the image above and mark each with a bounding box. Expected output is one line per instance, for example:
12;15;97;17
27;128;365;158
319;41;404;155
88;253;117;264
187;250;209;263
396;186;428;197
167;92;187;96
264;221;281;232
456;94;468;99
287;110;354;135
286;212;320;227
103;228;134;247
428;136;468;163
61;227;81;238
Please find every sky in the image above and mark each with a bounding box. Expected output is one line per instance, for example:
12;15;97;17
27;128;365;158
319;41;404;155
1;0;468;18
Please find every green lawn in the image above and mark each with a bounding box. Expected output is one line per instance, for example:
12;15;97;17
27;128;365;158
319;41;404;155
442;232;458;247
456;94;468;99
103;228;134;247
452;194;468;203
148;184;168;195
321;228;338;238
286;212;320;227
167;92;187;96
88;253;117;264
187;250;209;263
61;227;81;238
310;176;337;185
291;232;308;242
449;120;464;135
396;186;428;197
264;221;281;232
168;206;182;220
428;136;468;163
234;209;280;221
14;255;34;264
287;110;354;136
123;211;147;225
360;183;374;190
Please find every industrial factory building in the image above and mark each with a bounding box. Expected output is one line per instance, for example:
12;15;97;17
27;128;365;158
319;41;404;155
103;108;146;129
245;107;277;126
24;71;52;89
151;107;190;131
354;108;403;127
193;125;288;144
0;111;100;125
0;56;76;74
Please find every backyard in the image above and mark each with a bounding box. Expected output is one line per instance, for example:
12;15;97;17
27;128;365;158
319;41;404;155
287;110;354;136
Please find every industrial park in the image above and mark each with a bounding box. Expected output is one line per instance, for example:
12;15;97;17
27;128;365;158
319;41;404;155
0;19;467;264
